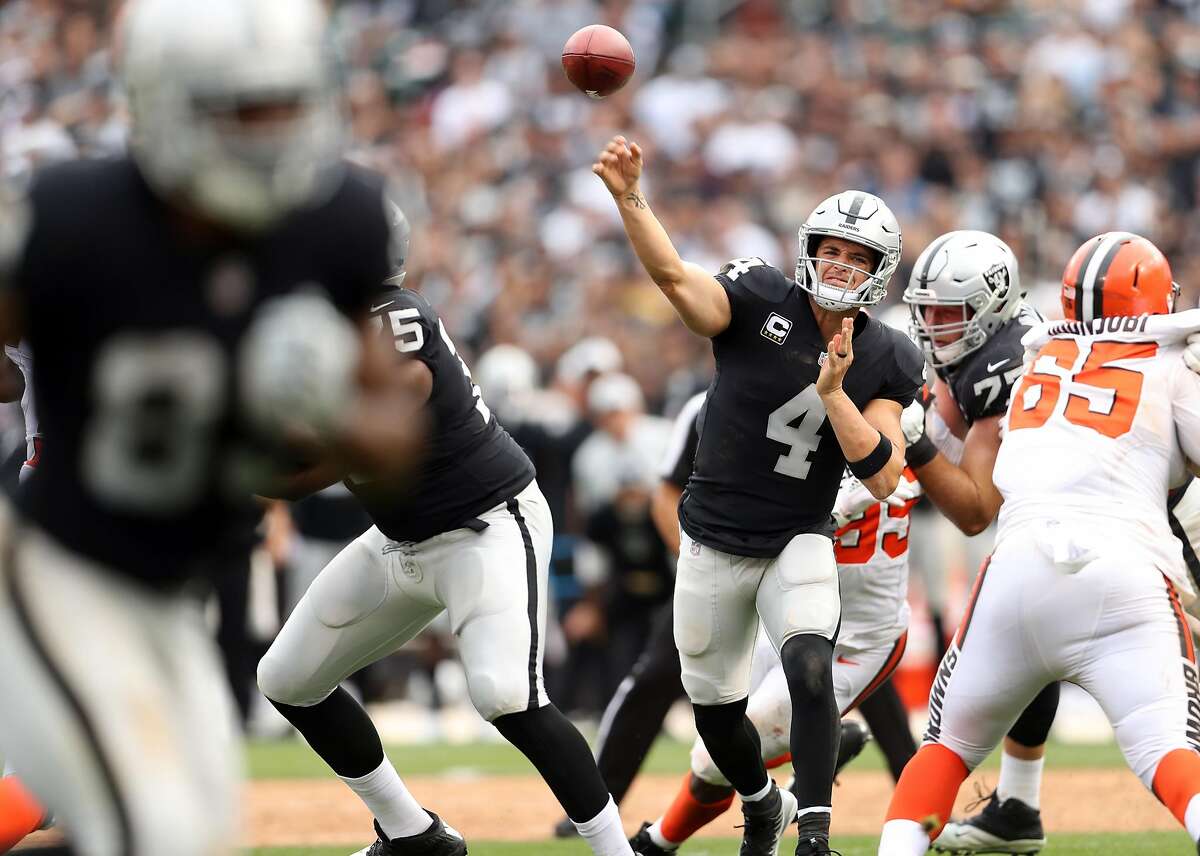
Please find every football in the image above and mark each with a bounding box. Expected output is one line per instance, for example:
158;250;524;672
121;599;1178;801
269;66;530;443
561;24;636;98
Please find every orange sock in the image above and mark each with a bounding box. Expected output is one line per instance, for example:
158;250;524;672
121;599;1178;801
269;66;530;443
0;776;47;852
659;773;735;845
885;743;969;839
1152;748;1200;828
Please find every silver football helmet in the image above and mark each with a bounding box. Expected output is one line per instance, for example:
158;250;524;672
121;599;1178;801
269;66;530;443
383;201;411;287
904;230;1022;370
121;0;343;231
795;191;902;310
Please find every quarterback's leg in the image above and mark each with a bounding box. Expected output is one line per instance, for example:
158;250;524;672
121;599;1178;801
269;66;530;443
443;482;632;856
0;525;240;856
880;551;1051;856
674;533;794;855
638;631;906;852
756;532;842;850
257;525;453;847
1076;573;1200;844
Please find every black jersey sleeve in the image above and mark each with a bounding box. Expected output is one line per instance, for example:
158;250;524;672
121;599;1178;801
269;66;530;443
949;322;1029;423
712;258;793;333
367;286;441;371
874;328;925;409
660;391;705;488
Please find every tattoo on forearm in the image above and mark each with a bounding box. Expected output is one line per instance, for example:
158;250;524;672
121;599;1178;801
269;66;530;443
625;191;647;209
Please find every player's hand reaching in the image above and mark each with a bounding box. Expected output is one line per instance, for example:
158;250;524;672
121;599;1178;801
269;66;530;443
593;135;643;198
816;317;854;396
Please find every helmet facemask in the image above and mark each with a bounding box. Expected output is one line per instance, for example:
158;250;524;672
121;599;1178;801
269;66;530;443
795;230;891;310
908;298;989;370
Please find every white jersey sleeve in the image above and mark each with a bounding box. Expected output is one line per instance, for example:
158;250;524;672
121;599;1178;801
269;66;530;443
1168;356;1200;472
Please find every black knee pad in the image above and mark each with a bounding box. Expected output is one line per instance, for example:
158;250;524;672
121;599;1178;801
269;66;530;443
1008;682;1060;748
780;634;834;701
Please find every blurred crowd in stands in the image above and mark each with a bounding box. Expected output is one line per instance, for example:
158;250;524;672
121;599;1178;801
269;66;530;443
4;0;1200;725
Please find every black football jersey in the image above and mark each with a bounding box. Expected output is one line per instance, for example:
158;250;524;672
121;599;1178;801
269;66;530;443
680;260;925;558
940;303;1042;426
661;391;705;489
345;287;535;542
9;157;388;585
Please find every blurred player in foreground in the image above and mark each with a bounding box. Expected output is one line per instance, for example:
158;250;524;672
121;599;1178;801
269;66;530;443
0;1;424;854
257;207;638;856
879;234;1200;855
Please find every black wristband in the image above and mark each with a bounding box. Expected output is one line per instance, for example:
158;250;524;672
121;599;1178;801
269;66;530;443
905;433;938;469
847;433;893;480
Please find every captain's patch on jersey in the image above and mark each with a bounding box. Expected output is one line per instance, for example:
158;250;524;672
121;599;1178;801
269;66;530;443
761;312;792;344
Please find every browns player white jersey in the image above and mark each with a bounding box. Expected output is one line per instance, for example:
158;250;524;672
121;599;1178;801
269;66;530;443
833;467;920;653
994;310;1200;602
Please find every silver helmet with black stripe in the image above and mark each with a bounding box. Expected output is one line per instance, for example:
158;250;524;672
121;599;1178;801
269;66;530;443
904;230;1022;370
795;190;902;310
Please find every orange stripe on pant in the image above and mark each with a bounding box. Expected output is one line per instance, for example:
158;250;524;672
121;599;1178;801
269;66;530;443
846;631;908;714
885;743;969;840
954;556;991;649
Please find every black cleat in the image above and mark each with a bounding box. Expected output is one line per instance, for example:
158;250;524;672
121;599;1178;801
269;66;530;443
795;837;843;856
351;814;467;856
629;821;676;855
552;815;579;839
834;719;871;776
932;791;1045;854
739;782;798;856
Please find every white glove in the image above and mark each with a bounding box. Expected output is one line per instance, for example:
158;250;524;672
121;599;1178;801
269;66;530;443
240;292;362;440
900;397;928;446
1185;332;1200;375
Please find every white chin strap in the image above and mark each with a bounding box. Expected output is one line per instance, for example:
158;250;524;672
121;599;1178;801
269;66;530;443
812;279;862;310
932;338;968;365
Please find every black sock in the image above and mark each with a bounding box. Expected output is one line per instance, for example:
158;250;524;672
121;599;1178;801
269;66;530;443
269;686;384;778
1008;682;1059;747
492;704;611;823
691;697;769;797
857;677;917;782
781;634;838;810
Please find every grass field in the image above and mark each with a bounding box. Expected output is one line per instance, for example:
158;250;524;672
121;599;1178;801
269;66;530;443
245;735;1129;780
239;737;1199;853
248;832;1195;855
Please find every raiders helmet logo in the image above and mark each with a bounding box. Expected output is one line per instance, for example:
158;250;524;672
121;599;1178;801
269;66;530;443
983;262;1010;299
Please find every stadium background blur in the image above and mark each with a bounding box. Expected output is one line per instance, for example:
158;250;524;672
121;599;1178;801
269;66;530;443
4;0;1200;739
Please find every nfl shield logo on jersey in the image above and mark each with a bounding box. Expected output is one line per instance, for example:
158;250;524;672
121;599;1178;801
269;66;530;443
761;312;792;344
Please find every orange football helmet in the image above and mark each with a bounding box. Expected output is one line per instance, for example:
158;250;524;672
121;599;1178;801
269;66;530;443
1061;232;1178;321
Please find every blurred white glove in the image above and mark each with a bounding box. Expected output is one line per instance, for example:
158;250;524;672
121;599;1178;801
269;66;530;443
240;292;361;440
1185;332;1200;375
832;469;922;529
832;472;875;528
888;472;922;505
